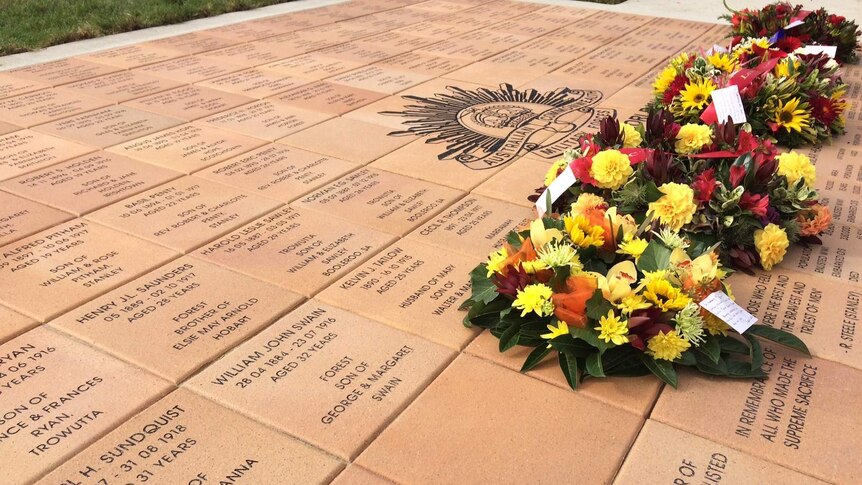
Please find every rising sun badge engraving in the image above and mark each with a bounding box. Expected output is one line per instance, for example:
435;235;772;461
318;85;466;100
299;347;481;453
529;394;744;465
383;83;615;170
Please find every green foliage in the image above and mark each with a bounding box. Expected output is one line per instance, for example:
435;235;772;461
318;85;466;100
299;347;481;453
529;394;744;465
0;0;296;55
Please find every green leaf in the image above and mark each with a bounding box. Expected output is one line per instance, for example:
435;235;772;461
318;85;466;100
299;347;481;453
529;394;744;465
718;336;750;354
745;333;763;372
746;325;810;356
586;353;606;377
644;181;663;203
641;354;678;388
586;289;614;321
549;335;595;358
726;359;767;379
694;352;729;375
498;322;520;352
469;265;498;304
698;336;721;364
675;351;697;366
569;325;610;353
559;351;579;390
637;240;672;273
520;345;551;373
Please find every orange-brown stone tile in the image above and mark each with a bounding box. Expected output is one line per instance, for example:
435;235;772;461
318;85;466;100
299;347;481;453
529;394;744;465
0;303;38;344
270;81;387;115
193;206;395;297
36;389;343;485
318;239;480;349
196;143;357;202
652;348;862;484
466;330;663;417
195;68;312;99
87;176;281;253
51;256;303;383
0;73;50;100
0;327;170;484
136;55;246;83
6;58;121;86
200;100;332;141
0;130;96;181
185;300;455;460
32;106;183;149
0;88;111;128
293;167;463;236
123;85;254;121
472;156;551;208
108;123;266;173
63;70;184;103
356;354;642;484
614;420;827;485
1;151;180;216
0;219;178;321
0;191;73;246
279;117;415;164
78;44;185;69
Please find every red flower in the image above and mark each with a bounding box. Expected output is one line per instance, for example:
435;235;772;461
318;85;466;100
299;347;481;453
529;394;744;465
776;36;803;52
692;168;717;203
809;94;842;127
571;156;595;186
740;192;770;217
662;75;688;105
729;165;747;188
736;130;759;154
829;14;845;26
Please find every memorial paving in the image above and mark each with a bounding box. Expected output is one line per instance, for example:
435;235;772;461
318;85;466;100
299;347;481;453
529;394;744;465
0;0;860;483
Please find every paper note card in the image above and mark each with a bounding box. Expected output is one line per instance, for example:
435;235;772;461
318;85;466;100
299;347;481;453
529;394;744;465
536;166;576;216
711;85;747;124
699;291;758;334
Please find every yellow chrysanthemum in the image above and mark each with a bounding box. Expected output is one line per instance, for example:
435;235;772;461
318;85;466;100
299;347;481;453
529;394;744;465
541;320;569;347
647;330;691;361
621;122;643;148
776;151;816;187
674;123;713;155
564;214;605;248
772;97;810;133
647;183;697;231
708;52;738;73
594;310;630;345
679;79;716;111
544;158;569;186
512;284;555;317
590;149;634;190
754;223;789;271
617;234;649;260
618;293;652;314
703;313;731;336
643;278;692;311
773;57;800;78
486;246;508;277
570;193;607;217
653;64;679;95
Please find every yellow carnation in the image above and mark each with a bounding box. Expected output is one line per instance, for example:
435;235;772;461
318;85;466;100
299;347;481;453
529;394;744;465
590;149;633;190
621;122;642;148
647;183;697;231
777;152;816;188
754;223;789;271
647;330;691;361
570;192;607;217
544;158;569;187
674;123;713;155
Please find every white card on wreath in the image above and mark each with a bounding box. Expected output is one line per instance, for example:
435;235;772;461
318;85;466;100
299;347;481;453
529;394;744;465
699;291;758;334
710;85;747;124
797;45;838;58
536;167;577;216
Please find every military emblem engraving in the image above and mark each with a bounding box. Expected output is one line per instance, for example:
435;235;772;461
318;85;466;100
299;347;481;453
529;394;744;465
384;83;614;170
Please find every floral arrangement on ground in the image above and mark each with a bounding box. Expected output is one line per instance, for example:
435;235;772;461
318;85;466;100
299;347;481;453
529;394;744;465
534;112;831;272
722;1;861;64
461;204;809;389
650;44;847;147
